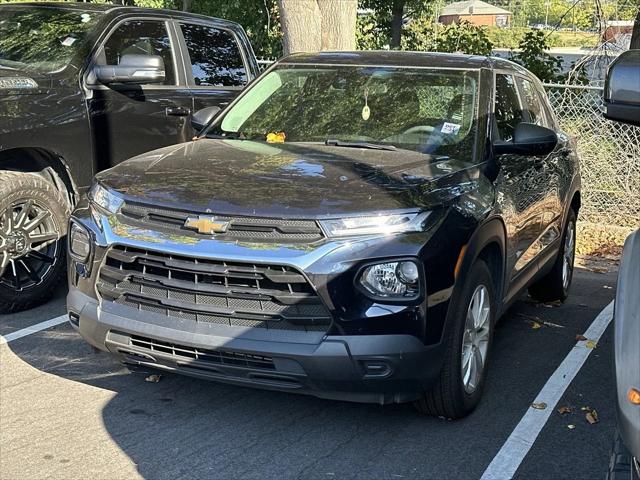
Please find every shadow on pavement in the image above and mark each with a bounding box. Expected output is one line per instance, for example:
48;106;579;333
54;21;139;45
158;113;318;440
4;267;618;480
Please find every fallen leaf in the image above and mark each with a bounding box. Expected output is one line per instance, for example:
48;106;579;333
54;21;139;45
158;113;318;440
581;406;591;411
567;424;576;430
576;334;588;341
586;409;599;424
603;285;613;289
585;340;597;349
145;374;162;383
557;406;572;415
531;402;547;410
531;321;542;330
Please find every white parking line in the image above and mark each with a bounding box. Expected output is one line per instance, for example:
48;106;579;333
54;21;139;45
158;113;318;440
481;300;615;480
0;314;69;345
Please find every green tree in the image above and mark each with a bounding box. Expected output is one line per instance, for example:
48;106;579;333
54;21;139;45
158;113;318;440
510;30;563;82
359;0;435;48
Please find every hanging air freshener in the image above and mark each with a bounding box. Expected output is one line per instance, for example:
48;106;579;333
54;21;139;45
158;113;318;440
361;88;370;121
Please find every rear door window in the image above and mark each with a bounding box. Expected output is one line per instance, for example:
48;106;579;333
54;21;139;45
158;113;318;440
180;23;247;87
494;74;524;142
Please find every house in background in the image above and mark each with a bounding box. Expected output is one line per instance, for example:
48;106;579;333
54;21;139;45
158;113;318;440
439;0;512;28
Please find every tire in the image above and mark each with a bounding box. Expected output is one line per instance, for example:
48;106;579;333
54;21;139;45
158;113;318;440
0;171;70;313
607;428;640;480
529;208;576;303
415;259;495;418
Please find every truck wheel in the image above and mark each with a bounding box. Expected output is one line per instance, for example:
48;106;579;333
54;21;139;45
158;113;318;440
529;209;576;303
0;171;70;313
415;259;495;418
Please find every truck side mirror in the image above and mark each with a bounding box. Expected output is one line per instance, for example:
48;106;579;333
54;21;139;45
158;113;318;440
94;54;165;85
604;49;640;127
191;106;221;132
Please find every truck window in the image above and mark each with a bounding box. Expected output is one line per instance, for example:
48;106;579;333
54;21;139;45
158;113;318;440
98;20;175;86
494;74;524;142
180;23;247;88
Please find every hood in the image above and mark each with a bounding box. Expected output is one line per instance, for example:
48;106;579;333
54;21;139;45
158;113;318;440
97;140;486;218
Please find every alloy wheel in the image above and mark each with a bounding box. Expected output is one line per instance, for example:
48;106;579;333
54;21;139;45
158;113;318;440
0;199;60;291
562;219;575;290
461;284;491;394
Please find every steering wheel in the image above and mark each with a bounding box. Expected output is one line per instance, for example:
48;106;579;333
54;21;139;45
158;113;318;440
402;125;435;135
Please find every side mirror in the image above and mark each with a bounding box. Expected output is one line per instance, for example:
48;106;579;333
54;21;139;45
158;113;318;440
494;122;558;156
604;49;640;126
94;54;165;85
191;106;221;132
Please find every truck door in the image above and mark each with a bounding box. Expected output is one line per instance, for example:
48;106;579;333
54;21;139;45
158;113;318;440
87;18;194;170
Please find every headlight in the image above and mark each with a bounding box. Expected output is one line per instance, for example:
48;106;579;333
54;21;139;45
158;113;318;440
89;182;123;214
320;212;429;237
359;260;421;299
69;222;91;262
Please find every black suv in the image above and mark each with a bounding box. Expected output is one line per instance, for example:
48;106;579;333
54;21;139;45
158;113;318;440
68;52;581;417
0;2;258;312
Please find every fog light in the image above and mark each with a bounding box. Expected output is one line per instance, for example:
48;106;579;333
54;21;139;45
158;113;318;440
359;260;421;299
69;222;91;262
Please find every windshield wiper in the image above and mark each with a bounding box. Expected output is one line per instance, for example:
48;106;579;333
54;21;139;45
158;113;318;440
325;139;397;151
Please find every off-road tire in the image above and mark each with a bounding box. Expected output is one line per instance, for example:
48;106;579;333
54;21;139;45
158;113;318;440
529;208;577;303
0;171;70;313
414;259;495;418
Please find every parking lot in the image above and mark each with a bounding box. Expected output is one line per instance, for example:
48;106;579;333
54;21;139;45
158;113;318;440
0;262;619;480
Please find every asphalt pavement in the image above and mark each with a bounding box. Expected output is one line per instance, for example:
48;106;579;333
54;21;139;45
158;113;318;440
0;266;618;480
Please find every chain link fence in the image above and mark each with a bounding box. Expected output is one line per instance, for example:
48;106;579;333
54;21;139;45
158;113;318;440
544;83;640;228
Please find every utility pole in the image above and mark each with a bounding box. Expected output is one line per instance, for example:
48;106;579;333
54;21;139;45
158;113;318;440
545;0;551;28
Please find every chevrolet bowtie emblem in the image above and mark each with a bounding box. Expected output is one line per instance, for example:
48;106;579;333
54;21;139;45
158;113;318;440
184;215;230;234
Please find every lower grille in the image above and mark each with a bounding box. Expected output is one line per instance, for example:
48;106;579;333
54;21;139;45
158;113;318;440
97;245;331;332
127;334;276;370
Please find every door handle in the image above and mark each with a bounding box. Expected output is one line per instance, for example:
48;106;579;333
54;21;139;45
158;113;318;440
165;106;191;117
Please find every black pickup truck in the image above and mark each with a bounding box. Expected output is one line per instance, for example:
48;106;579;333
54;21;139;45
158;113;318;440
0;2;258;312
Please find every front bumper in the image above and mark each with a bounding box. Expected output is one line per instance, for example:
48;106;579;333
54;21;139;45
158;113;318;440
68;288;445;404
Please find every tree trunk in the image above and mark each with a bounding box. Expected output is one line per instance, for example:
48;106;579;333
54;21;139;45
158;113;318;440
278;0;322;54
630;9;640;50
318;0;357;51
389;0;405;49
182;0;192;12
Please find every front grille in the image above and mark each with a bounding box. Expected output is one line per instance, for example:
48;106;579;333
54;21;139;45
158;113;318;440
97;245;331;332
127;334;276;370
118;202;325;243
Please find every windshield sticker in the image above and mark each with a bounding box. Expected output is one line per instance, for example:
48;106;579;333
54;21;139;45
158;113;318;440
61;37;77;47
266;132;286;143
441;122;461;135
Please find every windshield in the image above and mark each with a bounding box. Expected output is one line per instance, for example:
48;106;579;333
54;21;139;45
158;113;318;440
0;8;102;74
209;65;480;158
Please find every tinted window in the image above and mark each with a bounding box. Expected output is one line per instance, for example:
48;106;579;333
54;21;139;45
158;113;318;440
494;74;524;142
100;20;175;85
180;24;246;87
517;77;544;126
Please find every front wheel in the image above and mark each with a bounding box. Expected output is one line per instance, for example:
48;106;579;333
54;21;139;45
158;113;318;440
415;259;495;418
0;171;70;313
